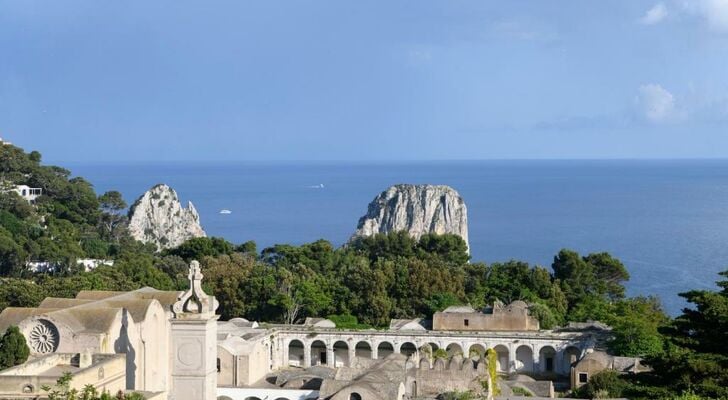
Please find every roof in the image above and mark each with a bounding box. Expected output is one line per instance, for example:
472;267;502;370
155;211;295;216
441;305;476;313
0;308;53;334
74;291;126;301
303;317;336;328
388;318;429;331
1;287;183;338
39;298;96;309
322;354;408;400
218;336;251;355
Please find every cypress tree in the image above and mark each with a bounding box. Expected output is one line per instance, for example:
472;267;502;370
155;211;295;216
0;326;30;370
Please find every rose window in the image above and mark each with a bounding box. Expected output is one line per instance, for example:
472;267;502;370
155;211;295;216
29;320;59;354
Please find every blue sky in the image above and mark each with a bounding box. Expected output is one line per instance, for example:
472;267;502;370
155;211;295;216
2;1;728;162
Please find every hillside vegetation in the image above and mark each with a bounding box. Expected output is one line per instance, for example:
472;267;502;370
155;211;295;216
0;144;725;399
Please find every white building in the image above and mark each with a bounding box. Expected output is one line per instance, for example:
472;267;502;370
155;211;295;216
0;261;220;400
12;185;43;203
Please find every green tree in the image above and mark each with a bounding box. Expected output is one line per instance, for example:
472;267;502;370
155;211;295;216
417;233;470;264
608;296;667;357
98;191;127;242
626;270;728;399
578;370;627;399
0;326;30;369
423;292;462;315
164;237;234;260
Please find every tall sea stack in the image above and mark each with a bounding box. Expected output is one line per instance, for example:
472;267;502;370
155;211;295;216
351;184;469;250
128;184;206;250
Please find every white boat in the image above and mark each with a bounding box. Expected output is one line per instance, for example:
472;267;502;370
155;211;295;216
219;209;232;214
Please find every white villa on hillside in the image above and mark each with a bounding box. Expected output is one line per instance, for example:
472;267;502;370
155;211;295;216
12;185;43;202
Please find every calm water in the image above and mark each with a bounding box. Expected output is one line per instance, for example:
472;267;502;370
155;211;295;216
67;160;728;315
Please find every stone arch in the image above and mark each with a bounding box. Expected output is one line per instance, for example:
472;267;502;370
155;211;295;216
418;342;439;360
355;341;372;359
217;397;233;400
377;341;394;359
539;346;557;373
562;346;581;373
400;342;417;357
288;339;304;367
493;345;510;373
21;384;34;393
310;340;327;366
515;345;534;373
468;344;486;361
333;340;349;367
273;398;290;400
350;393;362;400
243;397;261;400
446;343;463;356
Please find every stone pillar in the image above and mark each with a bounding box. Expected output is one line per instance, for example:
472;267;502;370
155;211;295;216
282;340;289;368
532;344;540;374
169;261;220;400
556;350;566;375
326;345;335;367
304;343;312;367
508;344;516;374
348;347;356;366
372;344;379;360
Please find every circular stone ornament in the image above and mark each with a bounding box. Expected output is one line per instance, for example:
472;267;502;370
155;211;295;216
29;320;59;354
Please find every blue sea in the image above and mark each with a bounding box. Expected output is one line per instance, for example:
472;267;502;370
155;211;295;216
67;160;728;315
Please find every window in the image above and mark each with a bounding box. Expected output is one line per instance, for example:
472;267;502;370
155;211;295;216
579;372;588;383
216;358;221;373
545;357;553;372
350;393;362;400
464;319;469;327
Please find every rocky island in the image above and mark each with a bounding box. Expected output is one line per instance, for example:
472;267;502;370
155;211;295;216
351;184;469;250
127;184;206;250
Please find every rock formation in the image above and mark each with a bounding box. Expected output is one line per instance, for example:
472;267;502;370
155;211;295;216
351;184;469;249
128;184;206;250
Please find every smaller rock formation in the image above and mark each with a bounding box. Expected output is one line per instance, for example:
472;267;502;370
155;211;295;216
351;184;469;249
128;184;206;250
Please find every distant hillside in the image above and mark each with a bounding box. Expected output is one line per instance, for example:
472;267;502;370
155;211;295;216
0;143;134;275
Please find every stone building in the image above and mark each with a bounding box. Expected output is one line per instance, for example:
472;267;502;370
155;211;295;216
11;185;42;203
433;302;540;332
0;352;126;397
0;261;219;400
571;350;647;390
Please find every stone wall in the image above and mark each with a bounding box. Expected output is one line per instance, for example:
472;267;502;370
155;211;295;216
0;353;126;398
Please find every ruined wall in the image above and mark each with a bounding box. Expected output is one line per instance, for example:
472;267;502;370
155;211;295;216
433;308;539;331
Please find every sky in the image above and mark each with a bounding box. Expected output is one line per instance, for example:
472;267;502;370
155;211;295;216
1;1;728;162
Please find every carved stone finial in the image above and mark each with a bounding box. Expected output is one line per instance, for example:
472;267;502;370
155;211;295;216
172;260;219;318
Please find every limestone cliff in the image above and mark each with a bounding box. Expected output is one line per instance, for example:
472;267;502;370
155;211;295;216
128;184;206;250
351;184;469;249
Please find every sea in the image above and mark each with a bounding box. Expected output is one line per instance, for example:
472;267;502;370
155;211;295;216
67;160;728;316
